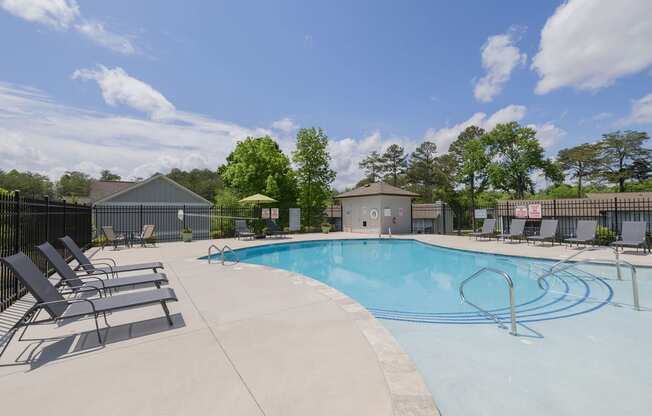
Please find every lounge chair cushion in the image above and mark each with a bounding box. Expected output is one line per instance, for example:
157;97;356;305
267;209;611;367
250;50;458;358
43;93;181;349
96;273;168;290
89;262;164;274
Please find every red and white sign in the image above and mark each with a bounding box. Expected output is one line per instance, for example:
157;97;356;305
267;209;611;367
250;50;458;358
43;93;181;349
271;208;279;219
528;204;542;219
261;208;270;219
398;207;404;217
514;205;528;218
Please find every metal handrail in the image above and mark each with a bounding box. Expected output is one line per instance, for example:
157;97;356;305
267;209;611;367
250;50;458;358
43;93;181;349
537;256;640;311
548;246;623;280
459;267;517;335
220;245;239;265
207;244;221;264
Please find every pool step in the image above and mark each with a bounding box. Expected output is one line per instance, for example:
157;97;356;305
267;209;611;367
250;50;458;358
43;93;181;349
370;270;614;325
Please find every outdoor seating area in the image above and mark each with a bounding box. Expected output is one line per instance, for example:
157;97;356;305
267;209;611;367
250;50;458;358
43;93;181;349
469;218;650;253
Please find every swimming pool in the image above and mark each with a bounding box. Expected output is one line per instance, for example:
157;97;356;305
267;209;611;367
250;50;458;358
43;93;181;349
222;239;617;325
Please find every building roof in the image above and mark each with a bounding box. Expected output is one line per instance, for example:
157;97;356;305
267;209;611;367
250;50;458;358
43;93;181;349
587;192;652;200
335;182;419;199
87;180;136;203
94;174;212;205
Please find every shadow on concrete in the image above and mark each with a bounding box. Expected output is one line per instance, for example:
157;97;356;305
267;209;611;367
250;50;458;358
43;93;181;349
1;313;185;370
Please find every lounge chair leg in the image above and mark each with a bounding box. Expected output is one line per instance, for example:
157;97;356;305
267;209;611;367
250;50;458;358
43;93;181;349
155;281;161;289
161;301;173;326
0;325;18;358
94;314;103;344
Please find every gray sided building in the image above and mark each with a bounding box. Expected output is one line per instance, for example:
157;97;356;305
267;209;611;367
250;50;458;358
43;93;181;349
93;174;212;241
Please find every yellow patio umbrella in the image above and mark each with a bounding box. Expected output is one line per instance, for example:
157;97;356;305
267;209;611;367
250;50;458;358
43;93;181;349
238;193;278;204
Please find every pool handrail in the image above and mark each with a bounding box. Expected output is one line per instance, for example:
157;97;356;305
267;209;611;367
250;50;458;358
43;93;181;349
459;267;517;336
207;244;240;265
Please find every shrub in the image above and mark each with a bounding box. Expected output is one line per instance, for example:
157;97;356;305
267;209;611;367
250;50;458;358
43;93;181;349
320;222;331;228
182;227;192;233
595;226;616;245
93;236;108;248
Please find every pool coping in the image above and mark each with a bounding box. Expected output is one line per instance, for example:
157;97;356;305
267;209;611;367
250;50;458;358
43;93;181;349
288;271;441;416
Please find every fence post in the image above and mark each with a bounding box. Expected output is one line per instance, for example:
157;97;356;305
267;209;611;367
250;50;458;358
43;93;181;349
45;195;50;244
140;204;143;232
183;204;186;230
613;197;618;236
13;191;20;254
62;199;67;237
442;202;446;235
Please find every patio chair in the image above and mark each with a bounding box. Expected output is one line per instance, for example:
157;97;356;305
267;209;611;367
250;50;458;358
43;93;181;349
265;219;286;238
526;219;558;246
565;220;597;247
235;220;255;240
36;242;168;295
136;224;157;247
496;219;526;243
102;226;127;250
611;221;648;253
59;236;164;276
469;219;496;240
0;252;177;356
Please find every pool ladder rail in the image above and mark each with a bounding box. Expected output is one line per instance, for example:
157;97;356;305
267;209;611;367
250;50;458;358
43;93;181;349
459;267;518;336
536;246;640;311
207;244;239;265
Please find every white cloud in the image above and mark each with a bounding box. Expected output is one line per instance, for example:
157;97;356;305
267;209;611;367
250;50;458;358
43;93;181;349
72;66;175;119
528;122;566;151
0;0;79;29
424;104;527;153
532;0;652;94
473;27;527;102
271;117;298;133
0;82;272;181
1;0;135;54
620;92;652;125
74;21;136;55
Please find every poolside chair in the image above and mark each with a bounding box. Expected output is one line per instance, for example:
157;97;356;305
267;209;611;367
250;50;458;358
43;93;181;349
235;220;255;240
469;219;496;240
265;220;286;238
0;252;177;356
526;219;558;246
136;224;157;247
36;242;168;295
59;236;164;276
565;220;597;247
611;221;648;253
102;226;127;250
496;219;526;243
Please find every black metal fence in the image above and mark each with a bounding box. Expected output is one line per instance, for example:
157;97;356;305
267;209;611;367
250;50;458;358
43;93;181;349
463;197;652;241
1;192;92;312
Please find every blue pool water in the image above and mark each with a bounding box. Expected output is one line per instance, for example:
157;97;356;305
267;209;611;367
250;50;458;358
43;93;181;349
224;239;615;323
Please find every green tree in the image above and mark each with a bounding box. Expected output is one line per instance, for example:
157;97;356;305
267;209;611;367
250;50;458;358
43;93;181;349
358;151;384;183
167;168;223;201
292;127;336;228
556;143;599;197
214;188;241;207
56;171;91;198
407;141;438;202
484;122;562;199
100;169;121;181
593;130;651;192
0;169;54;197
381;144;408;186
449;126;489;226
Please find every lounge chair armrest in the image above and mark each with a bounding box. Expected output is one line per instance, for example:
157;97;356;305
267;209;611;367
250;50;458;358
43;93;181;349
60;284;104;297
75;268;111;280
71;275;107;288
76;262;116;277
91;257;117;267
36;297;99;315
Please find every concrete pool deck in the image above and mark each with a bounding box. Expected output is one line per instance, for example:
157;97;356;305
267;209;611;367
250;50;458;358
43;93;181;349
0;233;439;416
1;232;650;415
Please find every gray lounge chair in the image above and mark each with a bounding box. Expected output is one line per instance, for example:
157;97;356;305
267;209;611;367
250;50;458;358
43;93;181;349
469;219;496;240
36;242;168;294
102;226;127;250
266;219;286;238
59;236;163;276
566;220;597;247
611;221;648;253
496;219;526;242
235;220;255;240
0;252;177;356
136;224;157;247
527;219;558;245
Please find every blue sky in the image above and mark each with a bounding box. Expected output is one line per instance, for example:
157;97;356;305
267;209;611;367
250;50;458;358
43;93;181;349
1;0;652;188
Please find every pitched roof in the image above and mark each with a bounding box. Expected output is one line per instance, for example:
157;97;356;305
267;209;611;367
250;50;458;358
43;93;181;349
94;174;212;205
88;180;136;203
335;182;419;198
